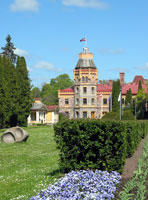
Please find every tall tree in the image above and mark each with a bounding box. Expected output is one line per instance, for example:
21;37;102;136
138;80;142;91
41;74;74;105
16;56;32;126
125;88;133;112
136;89;145;119
31;87;41;98
0;56;6;128
0;55;17;127
1;34;17;64
112;79;121;112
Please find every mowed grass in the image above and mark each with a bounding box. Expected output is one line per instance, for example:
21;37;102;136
0;126;62;200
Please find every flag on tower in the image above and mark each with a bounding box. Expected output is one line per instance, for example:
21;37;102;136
80;37;86;42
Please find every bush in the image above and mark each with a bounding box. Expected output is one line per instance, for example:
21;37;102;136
101;112;119;120
54;119;127;173
54;119;148;174
59;112;68;122
122;109;135;120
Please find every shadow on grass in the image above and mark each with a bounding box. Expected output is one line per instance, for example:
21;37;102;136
46;169;63;177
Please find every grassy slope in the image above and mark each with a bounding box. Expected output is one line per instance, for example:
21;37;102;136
0;126;62;200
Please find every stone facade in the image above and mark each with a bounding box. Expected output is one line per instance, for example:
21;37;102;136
58;47;112;119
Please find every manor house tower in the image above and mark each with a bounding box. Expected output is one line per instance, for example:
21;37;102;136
58;47;109;119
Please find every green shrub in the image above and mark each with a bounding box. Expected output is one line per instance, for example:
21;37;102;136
101;112;120;120
54;119;127;173
54;119;148;174
59;112;68;122
122;110;135;120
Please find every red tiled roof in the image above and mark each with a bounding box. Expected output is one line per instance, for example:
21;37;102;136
132;75;145;85
60;86;74;93
35;97;41;100
46;105;58;111
121;84;147;95
97;84;112;92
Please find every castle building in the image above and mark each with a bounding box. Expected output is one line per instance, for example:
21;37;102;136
58;46;148;119
58;47;112;119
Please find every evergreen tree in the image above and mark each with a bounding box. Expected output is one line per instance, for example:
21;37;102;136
138;80;142;91
0;56;17;128
16;56;32;126
1;34;17;64
136;80;145;119
125;88;133;111
0;56;6;128
136;89;145;119
112;79;121;112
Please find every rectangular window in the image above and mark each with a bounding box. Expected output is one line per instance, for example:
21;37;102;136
103;98;107;105
76;111;79;118
76;98;79;105
83;98;87;105
122;98;125;104
91;98;95;105
31;112;36;121
65;99;69;105
83;112;87;118
92;87;95;94
76;87;79;93
83;87;87;93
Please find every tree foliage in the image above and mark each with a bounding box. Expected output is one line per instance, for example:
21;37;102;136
136;88;145;119
16;57;32;126
41;74;74;105
125;88;133;112
0;53;32;128
1;34;17;64
31;87;41;98
112;79;121;112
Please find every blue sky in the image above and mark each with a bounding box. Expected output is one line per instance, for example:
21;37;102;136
1;0;148;88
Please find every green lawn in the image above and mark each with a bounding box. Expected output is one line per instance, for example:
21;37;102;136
0;126;62;200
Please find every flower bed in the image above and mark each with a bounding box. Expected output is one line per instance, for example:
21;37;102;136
30;170;121;200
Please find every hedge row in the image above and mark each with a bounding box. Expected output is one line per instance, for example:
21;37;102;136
54;119;148;173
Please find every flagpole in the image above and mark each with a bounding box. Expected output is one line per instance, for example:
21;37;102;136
111;94;112;111
101;96;102;118
85;37;87;47
120;88;122;120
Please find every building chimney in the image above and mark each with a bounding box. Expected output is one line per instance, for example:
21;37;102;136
120;72;125;86
109;80;113;86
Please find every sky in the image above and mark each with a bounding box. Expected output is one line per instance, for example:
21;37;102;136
1;0;148;88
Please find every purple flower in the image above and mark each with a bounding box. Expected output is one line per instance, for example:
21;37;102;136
30;170;121;200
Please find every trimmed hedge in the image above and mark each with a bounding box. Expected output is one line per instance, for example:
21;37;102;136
54;119;148;173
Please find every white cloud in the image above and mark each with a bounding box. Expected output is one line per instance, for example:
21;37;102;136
136;62;148;71
10;0;39;12
98;48;125;55
34;61;63;72
14;48;30;57
62;0;109;9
